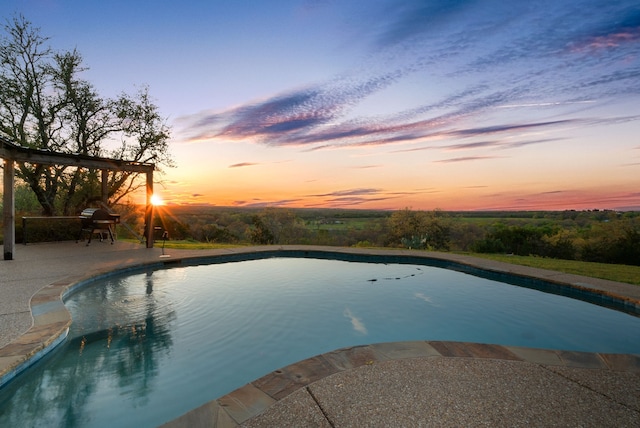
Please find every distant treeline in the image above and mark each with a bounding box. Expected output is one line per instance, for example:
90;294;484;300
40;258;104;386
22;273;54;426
9;204;640;266
144;206;639;266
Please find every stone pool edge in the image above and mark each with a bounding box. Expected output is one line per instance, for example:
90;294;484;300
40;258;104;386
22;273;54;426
160;340;640;427
1;245;639;390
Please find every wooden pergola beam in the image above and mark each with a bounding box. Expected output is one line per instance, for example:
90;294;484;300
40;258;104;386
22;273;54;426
1;137;156;260
0;142;153;173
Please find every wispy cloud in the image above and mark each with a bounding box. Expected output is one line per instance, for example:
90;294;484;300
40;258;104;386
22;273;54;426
351;164;383;169
434;156;505;163
177;0;639;160
443;141;502;151
567;9;640;53
229;162;259;168
232;198;303;208
309;188;384;197
497;101;597;109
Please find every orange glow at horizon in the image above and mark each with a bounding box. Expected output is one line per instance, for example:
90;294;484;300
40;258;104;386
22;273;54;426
147;178;639;212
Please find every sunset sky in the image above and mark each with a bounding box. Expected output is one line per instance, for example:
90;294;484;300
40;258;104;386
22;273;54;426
2;0;639;210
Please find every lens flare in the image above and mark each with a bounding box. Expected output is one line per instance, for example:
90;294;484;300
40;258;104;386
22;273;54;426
150;194;164;206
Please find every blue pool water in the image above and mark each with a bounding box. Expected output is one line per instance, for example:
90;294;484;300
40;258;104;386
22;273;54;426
1;256;639;427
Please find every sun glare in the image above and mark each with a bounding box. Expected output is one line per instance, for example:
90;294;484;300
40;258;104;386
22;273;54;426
150;194;164;206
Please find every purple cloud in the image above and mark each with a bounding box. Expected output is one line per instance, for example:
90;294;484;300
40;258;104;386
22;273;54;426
434;156;504;163
309;188;385;197
176;0;638;157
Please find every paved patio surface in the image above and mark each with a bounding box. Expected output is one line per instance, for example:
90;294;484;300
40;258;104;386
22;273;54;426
1;241;639;427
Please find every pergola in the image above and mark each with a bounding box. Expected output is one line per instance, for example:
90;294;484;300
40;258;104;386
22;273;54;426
1;136;156;260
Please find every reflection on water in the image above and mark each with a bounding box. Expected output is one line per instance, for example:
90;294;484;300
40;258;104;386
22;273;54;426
0;271;175;427
343;307;368;334
1;257;639;428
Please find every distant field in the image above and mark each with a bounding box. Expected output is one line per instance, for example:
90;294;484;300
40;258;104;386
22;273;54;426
308;218;375;230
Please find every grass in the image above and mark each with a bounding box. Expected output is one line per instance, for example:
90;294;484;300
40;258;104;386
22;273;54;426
467;253;640;286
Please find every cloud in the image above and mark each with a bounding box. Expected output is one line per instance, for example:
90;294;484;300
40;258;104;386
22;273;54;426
229;162;259;168
184;70;406;144
177;0;638;156
181;76;588;152
567;9;640;53
503;138;563;148
443;141;502;151
448;120;576;137
434;156;504;163
323;196;396;206
233;198;303;208
303;188;408;207
392;137;558;154
497;100;596;109
309;188;384;197
351;164;383;169
372;0;479;48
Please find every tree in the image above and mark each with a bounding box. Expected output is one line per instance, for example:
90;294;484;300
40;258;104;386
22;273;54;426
386;208;451;250
245;208;307;245
0;16;173;215
248;215;274;245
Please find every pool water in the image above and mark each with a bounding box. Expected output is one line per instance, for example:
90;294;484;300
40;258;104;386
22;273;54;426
1;257;639;427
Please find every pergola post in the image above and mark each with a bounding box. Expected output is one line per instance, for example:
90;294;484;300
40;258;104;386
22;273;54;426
3;158;15;260
145;170;154;248
101;169;109;204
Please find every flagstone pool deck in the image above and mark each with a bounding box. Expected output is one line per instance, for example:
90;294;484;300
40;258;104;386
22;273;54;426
1;242;639;427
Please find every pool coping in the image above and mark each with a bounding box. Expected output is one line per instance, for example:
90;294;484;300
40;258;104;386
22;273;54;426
160;340;640;427
1;244;639;400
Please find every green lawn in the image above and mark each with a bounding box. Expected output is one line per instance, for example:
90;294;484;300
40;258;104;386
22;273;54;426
467;253;640;285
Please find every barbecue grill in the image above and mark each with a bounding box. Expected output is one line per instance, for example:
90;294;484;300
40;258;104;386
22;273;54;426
76;208;120;245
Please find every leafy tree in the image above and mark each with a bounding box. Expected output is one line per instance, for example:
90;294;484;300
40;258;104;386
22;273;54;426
12;183;41;213
0;16;172;215
580;218;640;265
386;208;451;250
449;222;485;251
246;208;308;244
472;223;553;256
248;214;274;245
541;229;578;260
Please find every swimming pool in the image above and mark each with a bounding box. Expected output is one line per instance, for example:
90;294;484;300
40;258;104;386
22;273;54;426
1;254;639;427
